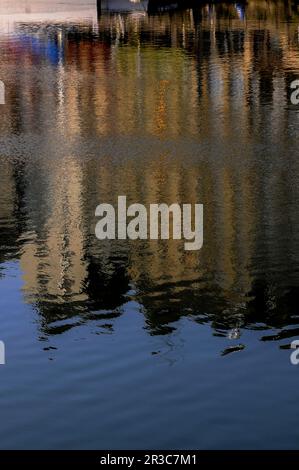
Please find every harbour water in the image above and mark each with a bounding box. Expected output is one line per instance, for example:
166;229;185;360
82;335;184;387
0;0;299;449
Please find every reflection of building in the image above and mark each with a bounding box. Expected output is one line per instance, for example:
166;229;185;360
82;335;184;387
1;3;299;336
20;159;88;303
2;4;299;139
0;160;22;265
2;144;299;335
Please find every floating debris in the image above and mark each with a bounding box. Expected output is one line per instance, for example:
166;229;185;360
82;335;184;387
221;344;245;356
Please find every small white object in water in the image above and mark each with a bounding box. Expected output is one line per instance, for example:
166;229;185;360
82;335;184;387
228;328;241;340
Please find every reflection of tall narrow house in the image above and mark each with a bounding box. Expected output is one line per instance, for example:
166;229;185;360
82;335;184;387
20;157;89;306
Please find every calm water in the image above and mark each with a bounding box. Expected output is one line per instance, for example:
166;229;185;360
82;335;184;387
1;0;299;450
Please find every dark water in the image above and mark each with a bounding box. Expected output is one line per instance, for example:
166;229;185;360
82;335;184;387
1;0;299;449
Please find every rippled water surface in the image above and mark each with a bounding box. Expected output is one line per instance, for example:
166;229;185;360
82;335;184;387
1;0;299;449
